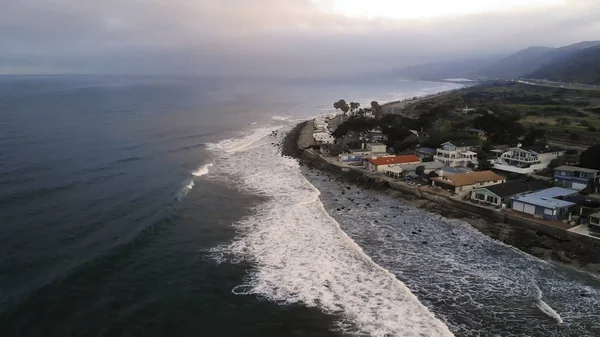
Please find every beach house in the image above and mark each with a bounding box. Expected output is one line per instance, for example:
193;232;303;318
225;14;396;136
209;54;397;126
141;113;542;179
554;166;600;192
509;187;578;220
470;180;548;208
492;145;566;174
431;170;506;194
367;155;421;172
433;140;479;168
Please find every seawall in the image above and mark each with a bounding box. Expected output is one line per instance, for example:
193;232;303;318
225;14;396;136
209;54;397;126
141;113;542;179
283;122;600;274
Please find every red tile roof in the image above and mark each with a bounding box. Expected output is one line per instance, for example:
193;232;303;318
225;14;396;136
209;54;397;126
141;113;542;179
368;155;421;166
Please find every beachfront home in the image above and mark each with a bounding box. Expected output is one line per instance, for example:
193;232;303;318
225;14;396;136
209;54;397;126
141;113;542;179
554;166;600;192
509;187;578;221
492;144;566;174
433;140;479;168
383;161;445;178
589;212;600;236
470;180;548;208
314;132;335;145
338;143;389;163
364;142;387;153
338;149;372;163
414;147;437;161
367;155;421;172
431;170;506;194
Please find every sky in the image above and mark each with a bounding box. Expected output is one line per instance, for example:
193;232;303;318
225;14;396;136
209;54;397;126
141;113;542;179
1;0;599;77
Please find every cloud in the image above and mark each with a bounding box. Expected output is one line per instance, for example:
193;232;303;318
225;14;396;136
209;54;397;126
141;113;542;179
0;0;599;76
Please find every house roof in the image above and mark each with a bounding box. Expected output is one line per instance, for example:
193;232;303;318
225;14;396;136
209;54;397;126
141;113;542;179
512;187;578;209
437;167;473;175
476;180;549;198
522;145;565;154
443;139;479;148
464;127;485;133
393;161;445;172
368;155;421;166
433;170;505;187
415;147;437;154
590;212;600;219
513;187;577;209
522;187;579;199
555;166;600;174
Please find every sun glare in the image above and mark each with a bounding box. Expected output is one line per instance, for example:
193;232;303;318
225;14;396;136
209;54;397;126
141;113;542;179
312;0;566;19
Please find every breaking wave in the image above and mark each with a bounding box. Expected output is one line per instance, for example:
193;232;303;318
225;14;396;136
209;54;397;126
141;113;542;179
534;284;563;324
208;125;453;336
192;163;213;177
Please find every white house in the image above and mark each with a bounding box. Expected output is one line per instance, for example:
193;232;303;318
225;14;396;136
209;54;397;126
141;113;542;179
492;144;566;174
313;132;335;145
434;140;479;168
364;142;387;153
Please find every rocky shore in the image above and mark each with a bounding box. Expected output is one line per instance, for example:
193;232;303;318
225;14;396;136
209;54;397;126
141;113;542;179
281;120;600;275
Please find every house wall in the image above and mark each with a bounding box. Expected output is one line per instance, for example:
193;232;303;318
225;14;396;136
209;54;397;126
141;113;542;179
366;144;387;153
370;161;420;172
457;179;504;194
492;163;547;174
338;154;363;163
470;189;502;206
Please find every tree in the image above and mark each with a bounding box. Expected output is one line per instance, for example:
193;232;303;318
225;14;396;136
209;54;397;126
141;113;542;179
371;101;382;120
477;150;493;171
522;128;545;146
548;156;566;170
580;144;600;170
415;165;425;177
333;99;350;115
349;102;360;115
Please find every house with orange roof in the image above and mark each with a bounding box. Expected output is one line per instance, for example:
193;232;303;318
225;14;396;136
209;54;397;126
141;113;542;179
431;170;506;194
366;155;421;172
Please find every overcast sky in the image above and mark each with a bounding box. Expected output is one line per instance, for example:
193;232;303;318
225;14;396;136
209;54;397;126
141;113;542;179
1;0;599;77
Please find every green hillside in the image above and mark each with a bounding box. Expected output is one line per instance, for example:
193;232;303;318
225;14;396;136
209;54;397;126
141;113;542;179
528;46;600;84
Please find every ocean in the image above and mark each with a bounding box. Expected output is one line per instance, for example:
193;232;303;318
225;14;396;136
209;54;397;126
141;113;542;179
0;75;598;337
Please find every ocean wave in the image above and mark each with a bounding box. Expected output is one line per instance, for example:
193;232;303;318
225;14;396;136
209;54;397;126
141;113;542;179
206;126;282;155
192;163;213;177
208;128;453;337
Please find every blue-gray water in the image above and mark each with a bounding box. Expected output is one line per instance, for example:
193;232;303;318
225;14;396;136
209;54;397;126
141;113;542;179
0;75;472;336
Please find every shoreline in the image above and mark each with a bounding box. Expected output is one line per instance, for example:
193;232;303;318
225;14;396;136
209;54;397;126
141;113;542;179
281;120;600;276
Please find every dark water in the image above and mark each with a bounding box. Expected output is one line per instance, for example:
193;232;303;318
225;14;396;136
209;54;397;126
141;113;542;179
0;75;461;336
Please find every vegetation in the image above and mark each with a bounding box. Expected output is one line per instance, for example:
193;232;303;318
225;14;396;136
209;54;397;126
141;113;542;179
529;46;600;84
580;144;600;170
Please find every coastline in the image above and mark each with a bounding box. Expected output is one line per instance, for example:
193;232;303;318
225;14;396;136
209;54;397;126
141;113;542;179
281;120;600;276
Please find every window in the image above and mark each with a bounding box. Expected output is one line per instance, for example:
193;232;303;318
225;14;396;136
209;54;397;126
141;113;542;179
476;193;485;200
487;196;498;204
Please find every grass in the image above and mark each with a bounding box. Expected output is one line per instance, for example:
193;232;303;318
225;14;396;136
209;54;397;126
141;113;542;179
412;81;600;144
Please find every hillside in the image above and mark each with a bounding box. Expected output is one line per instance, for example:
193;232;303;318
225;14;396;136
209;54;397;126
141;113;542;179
471;46;555;79
528;46;600;84
388;57;499;81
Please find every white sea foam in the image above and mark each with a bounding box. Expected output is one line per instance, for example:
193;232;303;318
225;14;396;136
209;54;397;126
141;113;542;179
533;284;564;324
208;127;454;337
192;163;213;177
207;126;282;155
271;116;291;121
